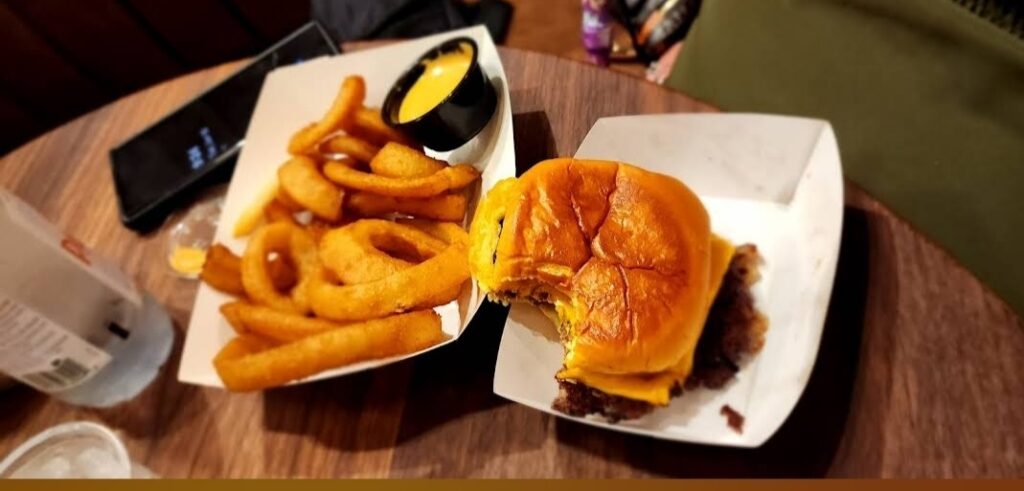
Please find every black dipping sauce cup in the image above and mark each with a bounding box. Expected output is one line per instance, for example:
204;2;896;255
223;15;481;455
383;37;497;151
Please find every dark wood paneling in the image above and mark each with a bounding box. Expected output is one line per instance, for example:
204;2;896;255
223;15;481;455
7;0;183;94
226;0;311;44
0;3;109;125
0;0;311;155
125;0;261;68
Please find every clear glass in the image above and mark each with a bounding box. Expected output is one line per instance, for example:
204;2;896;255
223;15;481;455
0;422;154;479
165;190;225;279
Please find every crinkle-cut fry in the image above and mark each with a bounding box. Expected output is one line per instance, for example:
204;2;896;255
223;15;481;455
214;310;443;391
278;156;344;222
320;135;380;163
323;161;479;198
368;142;446;178
347;191;467;222
220;301;348;343
352;106;418;147
202;243;297;295
319;219;448;284
241;222;319;314
309;224;469;321
287;76;366;155
233;178;279;237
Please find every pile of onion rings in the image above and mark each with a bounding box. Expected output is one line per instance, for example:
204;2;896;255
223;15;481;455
201;74;480;391
310;221;469;322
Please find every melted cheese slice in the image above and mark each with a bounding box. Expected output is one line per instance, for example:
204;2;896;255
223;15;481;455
556;234;736;405
707;235;735;309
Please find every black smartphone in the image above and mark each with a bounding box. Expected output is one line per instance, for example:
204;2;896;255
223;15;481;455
109;22;338;232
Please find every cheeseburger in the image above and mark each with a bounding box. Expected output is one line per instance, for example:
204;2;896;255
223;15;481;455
469;158;766;421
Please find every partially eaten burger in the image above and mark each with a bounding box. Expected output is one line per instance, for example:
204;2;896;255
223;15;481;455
468;158;766;421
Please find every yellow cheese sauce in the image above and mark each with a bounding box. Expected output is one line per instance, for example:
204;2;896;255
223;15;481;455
168;246;207;277
399;42;473;123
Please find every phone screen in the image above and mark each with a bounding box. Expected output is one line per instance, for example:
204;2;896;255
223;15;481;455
110;23;337;224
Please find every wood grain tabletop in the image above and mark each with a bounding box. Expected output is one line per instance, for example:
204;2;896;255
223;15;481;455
0;46;1021;478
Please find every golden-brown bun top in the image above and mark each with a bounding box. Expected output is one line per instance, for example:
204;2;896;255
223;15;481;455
472;158;711;375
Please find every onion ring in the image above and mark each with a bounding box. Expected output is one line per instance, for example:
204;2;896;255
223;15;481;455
323;161;479;198
368;142;446;177
266;254;298;291
241;222;319;314
346;191;467;222
220;301;347;343
398;218;468;244
214;310;443;391
287;76;365;155
278;156;344;222
305;218;334;245
351;107;418;147
264;198;297;225
320;135;380;162
202;243;297;295
319;219;448;284
200;244;245;296
310;222;470;321
276;187;303;210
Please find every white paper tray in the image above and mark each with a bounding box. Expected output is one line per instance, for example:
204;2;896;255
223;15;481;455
492;114;844;447
178;26;515;388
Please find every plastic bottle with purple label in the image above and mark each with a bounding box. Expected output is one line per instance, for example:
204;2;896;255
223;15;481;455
582;0;613;66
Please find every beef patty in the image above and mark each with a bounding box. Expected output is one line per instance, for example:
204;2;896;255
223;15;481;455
553;244;767;422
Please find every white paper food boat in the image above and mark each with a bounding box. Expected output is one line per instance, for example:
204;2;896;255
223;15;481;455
178;26;515;388
492;114;844;447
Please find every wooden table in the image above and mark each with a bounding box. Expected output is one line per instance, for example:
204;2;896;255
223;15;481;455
1;47;1022;478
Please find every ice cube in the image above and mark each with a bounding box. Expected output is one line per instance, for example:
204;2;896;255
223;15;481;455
73;446;123;478
12;454;72;478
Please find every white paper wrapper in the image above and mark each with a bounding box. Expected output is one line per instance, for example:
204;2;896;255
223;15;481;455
492;114;844;447
178;26;515;388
